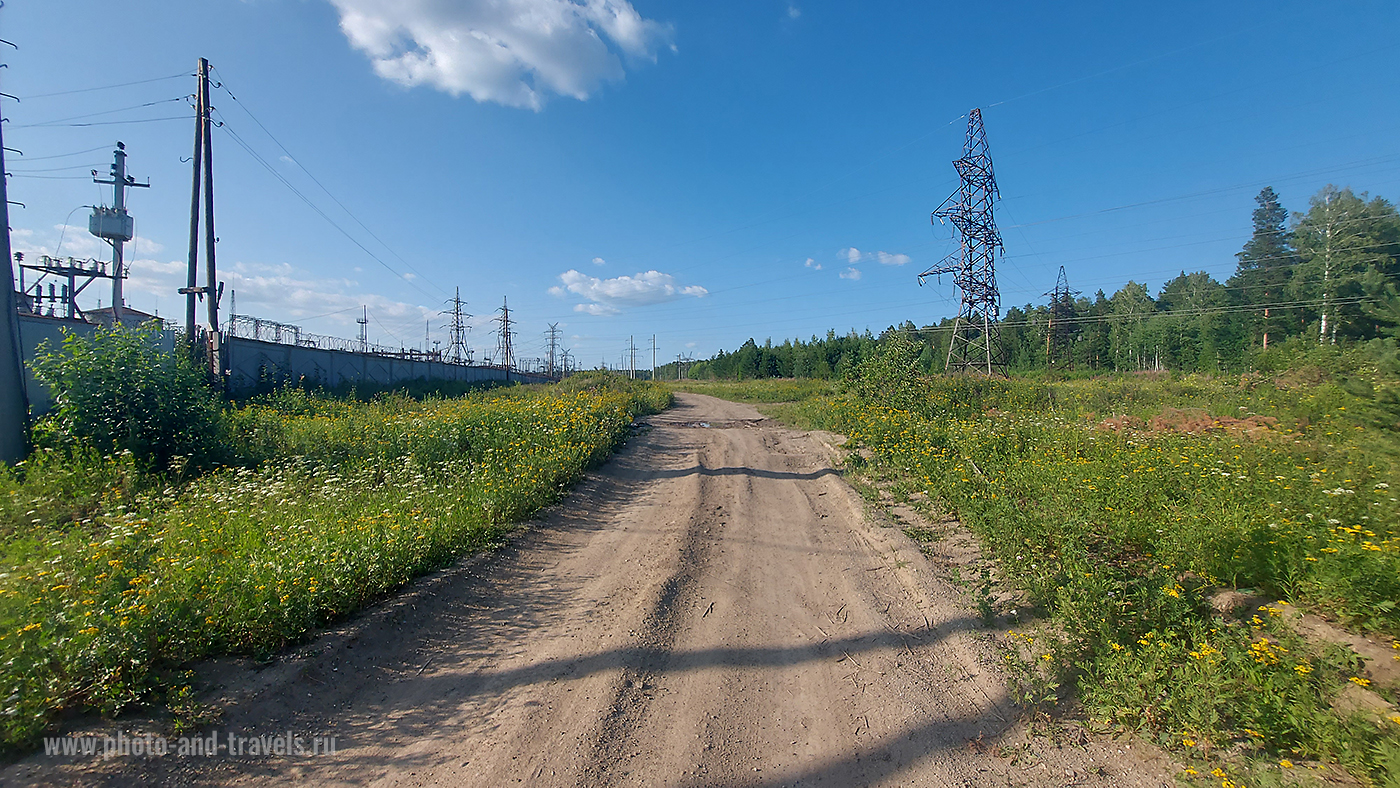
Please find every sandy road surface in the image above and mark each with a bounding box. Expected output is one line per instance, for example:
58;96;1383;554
7;394;1176;787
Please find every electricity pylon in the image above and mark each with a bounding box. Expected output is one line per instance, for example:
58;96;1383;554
442;287;472;363
919;108;1006;377
1043;265;1079;371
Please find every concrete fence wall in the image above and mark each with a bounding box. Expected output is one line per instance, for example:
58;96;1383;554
223;335;552;392
15;313;550;415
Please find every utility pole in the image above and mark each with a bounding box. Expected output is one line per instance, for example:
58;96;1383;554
441;287;471;363
0;64;31;463
650;334;656;381
179;57;220;360
545;322;560;379
184;59;204;343
918;108;1006;377
495;297;514;381
676;353;683;381
627;335;637;380
1042;265;1078;371
90;142;148;324
357;306;368;352
201;59;218;336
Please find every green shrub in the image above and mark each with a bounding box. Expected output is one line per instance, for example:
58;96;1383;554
28;325;226;471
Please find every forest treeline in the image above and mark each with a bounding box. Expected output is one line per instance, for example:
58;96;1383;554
667;184;1400;380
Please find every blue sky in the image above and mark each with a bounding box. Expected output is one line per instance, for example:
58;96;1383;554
5;1;1399;370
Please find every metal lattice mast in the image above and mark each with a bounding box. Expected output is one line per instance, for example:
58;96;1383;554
494;297;515;374
442;287;472;363
918;108;1005;376
1043;265;1079;371
545;323;562;378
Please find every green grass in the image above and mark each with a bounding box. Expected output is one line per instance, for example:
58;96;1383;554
697;370;1400;786
0;373;669;754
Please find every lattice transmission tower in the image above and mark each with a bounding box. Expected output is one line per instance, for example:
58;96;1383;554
1043;265;1080;371
442;287;472;363
545;322;561;378
919;108;1006;376
494;296;515;373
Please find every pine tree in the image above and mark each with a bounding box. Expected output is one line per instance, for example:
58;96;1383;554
1228;187;1295;350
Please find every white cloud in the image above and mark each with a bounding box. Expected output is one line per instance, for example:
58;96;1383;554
14;224;435;343
328;0;674;110
787;4;801;19
842;246;910;266
685;341;697;348
839;267;861;280
804;257;822;271
591;256;606;266
552;268;706;316
124;256;434;334
574;303;618;316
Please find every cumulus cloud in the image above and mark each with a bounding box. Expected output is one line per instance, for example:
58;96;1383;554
15;224;438;342
328;0;674;110
804;257;822;271
551;268;707;316
575;303;617;316
126;258;434;331
592;256;606;266
842;246;911;266
839;267;861;280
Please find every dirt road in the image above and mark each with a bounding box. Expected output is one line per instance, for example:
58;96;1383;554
8;394;1176;787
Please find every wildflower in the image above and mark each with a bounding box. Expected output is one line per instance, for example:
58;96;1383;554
1280;759;1293;768
1348;676;1371;687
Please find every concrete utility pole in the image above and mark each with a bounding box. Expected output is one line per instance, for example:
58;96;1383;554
90;143;148;324
202;60;218;335
184;59;204;343
627;335;637;380
650;334;656;381
0;74;30;463
180;57;219;348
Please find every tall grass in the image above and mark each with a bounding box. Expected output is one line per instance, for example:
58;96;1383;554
0;372;669;753
720;347;1400;784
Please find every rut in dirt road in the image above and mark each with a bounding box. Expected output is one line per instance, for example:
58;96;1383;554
8;393;1177;788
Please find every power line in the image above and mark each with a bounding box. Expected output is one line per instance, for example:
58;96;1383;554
7;162;105;173
12;115;191;129
18;71;190;100
12;96;188;127
214;112;441;303
209;68;444;294
6;145;111;162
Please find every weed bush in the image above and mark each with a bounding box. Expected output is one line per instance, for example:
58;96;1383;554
778;359;1400;783
0;372;668;753
29;325;225;470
